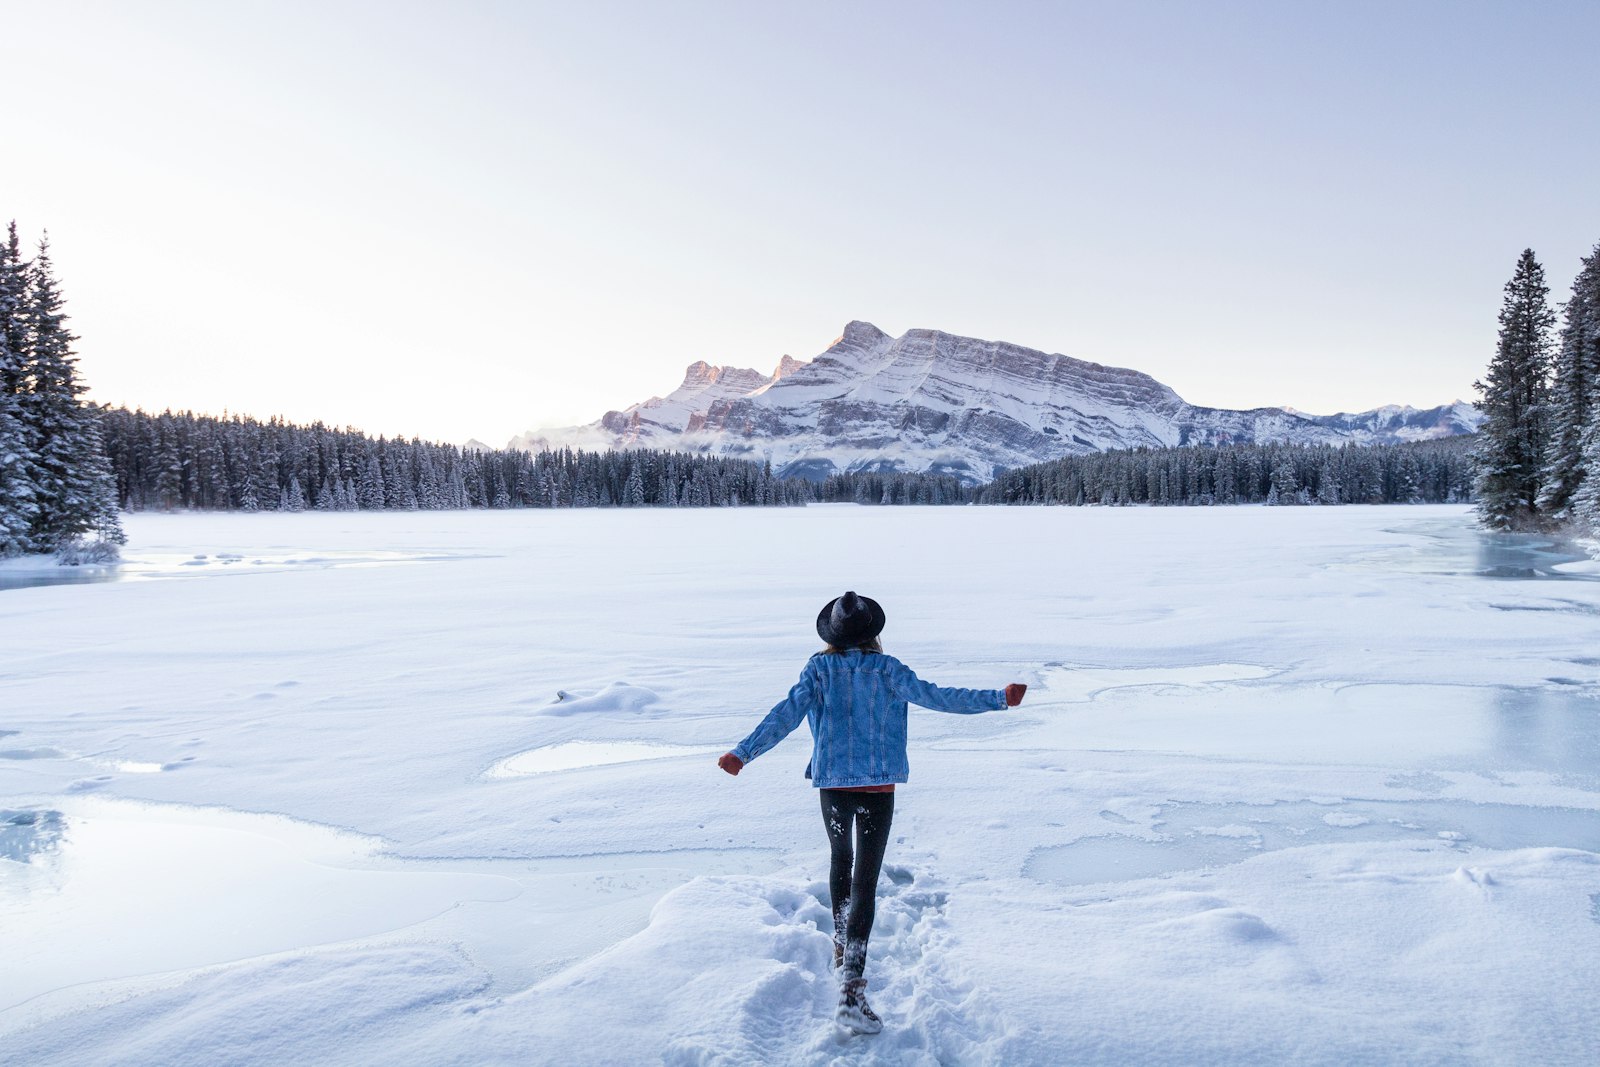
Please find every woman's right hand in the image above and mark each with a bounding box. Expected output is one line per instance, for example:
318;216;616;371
1004;683;1027;707
718;752;744;775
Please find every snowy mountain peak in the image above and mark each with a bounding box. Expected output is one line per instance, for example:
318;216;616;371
679;361;771;392
834;320;890;350
772;355;807;380
508;322;1480;483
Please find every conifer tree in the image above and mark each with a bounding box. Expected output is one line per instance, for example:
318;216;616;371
623;463;645;506
1267;456;1298;505
1473;249;1555;530
1538;244;1600;521
0;224;38;554
1316;459;1342;505
1572;418;1600;533
19;235;124;551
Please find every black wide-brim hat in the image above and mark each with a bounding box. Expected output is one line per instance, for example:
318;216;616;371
816;591;886;647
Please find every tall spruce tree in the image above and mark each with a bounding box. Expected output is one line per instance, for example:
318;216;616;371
0;222;38;554
1473;249;1555;530
1573;414;1600;533
1538;243;1600;521
20;235;124;551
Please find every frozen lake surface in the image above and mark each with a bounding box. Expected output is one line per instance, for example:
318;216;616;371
3;505;1599;1065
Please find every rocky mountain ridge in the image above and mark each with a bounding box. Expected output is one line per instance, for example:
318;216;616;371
509;321;1481;484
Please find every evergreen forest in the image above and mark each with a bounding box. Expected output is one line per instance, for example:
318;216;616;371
99;408;812;512
979;438;1474;507
99;409;1478;514
1470;243;1600;535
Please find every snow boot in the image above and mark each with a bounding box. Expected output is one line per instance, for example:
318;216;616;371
836;976;882;1035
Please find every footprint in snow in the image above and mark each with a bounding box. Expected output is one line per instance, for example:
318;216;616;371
884;864;915;887
682;862;1016;1061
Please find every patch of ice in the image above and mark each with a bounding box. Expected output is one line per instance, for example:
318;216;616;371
1;547;488;590
486;740;717;778
0;798;519;1013
1193;824;1262;842
1027;799;1600;887
1;809;66;863
0;748;67;761
1039;663;1277;702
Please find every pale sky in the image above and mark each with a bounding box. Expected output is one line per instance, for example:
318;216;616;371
6;0;1599;447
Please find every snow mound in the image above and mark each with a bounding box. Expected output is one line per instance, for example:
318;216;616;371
544;683;662;716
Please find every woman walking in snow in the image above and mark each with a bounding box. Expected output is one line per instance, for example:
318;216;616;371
717;591;1026;1034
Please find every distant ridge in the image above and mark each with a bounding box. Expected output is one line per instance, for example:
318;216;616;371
508;322;1482;484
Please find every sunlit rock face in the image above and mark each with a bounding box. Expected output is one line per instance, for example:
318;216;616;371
509;321;1482;484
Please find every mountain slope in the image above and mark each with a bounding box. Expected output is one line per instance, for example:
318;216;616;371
509;322;1481;483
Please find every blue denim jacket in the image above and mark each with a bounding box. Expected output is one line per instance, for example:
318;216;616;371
731;650;1007;788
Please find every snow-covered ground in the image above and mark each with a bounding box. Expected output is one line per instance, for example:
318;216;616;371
3;505;1599;1066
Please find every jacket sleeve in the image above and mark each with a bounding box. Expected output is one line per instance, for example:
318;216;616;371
731;666;818;763
890;660;1007;715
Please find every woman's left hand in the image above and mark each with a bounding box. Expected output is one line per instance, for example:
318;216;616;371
718;752;745;775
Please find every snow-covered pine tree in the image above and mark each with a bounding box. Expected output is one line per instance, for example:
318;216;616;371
1214;451;1238;504
1267;456;1298;505
1572;415;1600;533
1395;454;1420;508
1538;243;1600;523
359;454;385;509
0;223;40;554
623;463;645;506
1473;249;1556;530
1316;459;1342;505
19;234;124;553
316;471;336;509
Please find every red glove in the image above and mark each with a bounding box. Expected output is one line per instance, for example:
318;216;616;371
718;752;744;775
1004;683;1027;707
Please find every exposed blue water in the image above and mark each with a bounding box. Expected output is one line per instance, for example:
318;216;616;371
0;566;120;591
1355;519;1599;581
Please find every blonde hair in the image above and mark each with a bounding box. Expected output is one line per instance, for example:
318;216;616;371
823;637;883;655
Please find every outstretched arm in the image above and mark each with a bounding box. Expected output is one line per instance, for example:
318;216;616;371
720;670;817;774
890;660;1011;714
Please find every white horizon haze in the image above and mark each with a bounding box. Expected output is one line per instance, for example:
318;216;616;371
7;1;1599;447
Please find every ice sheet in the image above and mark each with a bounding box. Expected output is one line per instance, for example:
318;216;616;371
3;505;1599;1064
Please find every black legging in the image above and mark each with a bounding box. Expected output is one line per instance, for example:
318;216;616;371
820;788;895;979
